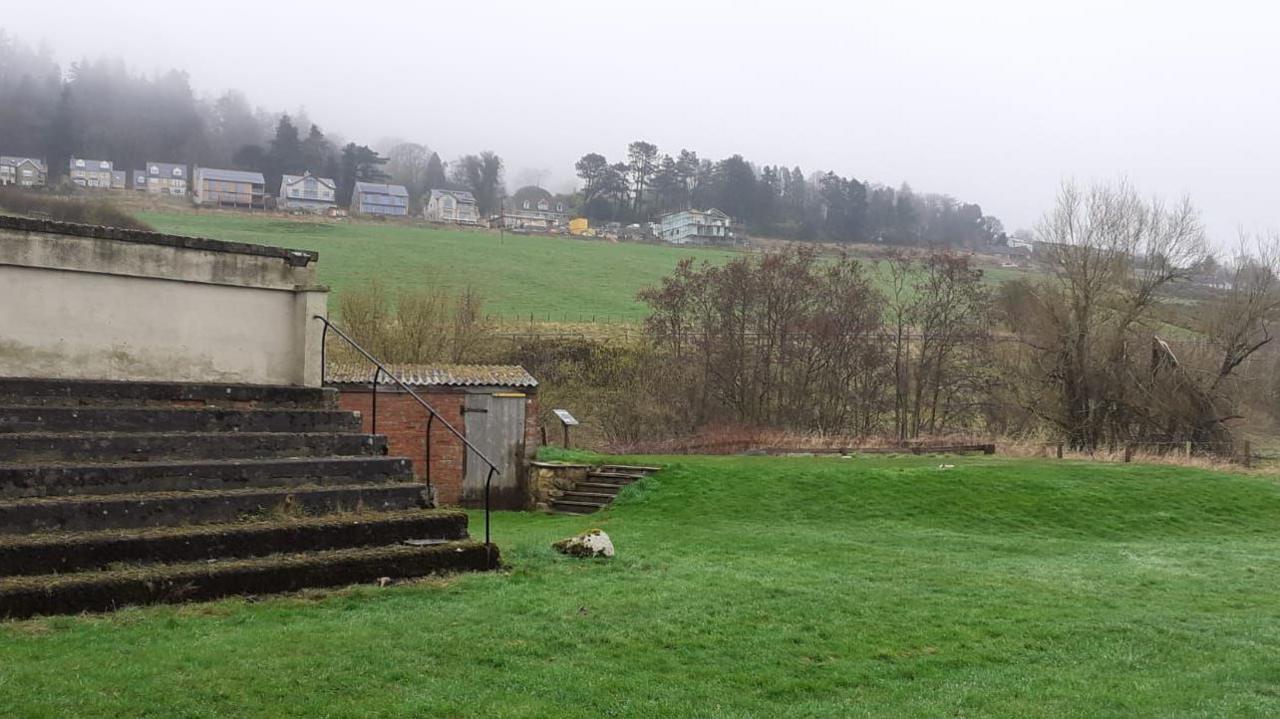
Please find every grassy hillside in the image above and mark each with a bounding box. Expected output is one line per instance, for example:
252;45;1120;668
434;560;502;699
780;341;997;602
3;454;1278;717
138;211;738;321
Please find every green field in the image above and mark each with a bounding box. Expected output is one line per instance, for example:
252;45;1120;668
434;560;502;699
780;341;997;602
3;453;1278;717
139;212;738;322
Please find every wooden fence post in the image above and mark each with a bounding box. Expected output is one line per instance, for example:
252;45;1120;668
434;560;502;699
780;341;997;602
1243;440;1252;468
1185;440;1192;458
1124;444;1133;463
1056;442;1064;459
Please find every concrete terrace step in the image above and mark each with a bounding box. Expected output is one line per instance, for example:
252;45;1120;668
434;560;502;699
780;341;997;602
0;509;469;577
0;431;388;464
0;482;430;534
0;540;499;619
0;376;337;409
0;456;414;499
0;406;362;434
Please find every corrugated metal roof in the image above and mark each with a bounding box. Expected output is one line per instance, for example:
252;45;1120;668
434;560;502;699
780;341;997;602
326;363;537;388
198;167;265;183
430;188;476;203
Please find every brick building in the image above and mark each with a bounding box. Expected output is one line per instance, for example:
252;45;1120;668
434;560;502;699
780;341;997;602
328;364;539;508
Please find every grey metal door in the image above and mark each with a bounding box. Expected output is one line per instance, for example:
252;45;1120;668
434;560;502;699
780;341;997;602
462;392;526;505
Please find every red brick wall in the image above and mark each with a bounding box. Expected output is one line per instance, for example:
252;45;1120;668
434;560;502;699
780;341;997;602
337;387;539;507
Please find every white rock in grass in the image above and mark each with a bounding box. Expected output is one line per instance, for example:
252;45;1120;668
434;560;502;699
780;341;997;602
553;529;615;558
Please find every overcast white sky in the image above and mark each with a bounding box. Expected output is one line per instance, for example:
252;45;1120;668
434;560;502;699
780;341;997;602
5;0;1278;245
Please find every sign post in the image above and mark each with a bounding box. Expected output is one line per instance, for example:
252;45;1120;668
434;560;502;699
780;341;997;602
553;409;579;449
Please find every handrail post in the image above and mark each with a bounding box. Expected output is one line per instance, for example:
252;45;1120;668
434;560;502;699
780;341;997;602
370;367;380;436
485;465;496;565
424;413;434;489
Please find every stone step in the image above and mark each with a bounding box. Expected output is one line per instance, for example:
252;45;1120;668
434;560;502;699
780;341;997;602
0;482;430;534
0;406;362;434
585;471;643;485
0;540;499;619
574;482;624;496
598;464;661;474
0;509;469;577
0;376;336;409
558;491;617;503
0;431;387;464
0;456;414;500
550;498;610;514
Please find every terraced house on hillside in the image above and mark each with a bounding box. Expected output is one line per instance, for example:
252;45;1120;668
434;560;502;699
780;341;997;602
69;157;114;188
350;181;409;216
135;161;188;195
423;189;480;224
192;167;266;210
279;172;337;212
0;156;47;187
494;185;568;230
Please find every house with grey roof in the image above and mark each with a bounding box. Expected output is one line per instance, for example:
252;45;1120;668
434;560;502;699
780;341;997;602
193;167;266;209
0;156;47;187
110;170;127;189
279;172;337;213
424;189;480;224
350;181;409;216
140;161;188;195
494;185;569;230
69;158;115;189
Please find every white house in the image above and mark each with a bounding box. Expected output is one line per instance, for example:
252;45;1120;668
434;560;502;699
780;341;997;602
279;172;337;212
656;208;732;244
140;161;187;195
69;158;114;188
424;189;480;224
0;156;47;187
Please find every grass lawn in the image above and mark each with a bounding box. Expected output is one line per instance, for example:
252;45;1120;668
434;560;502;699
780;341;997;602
2;453;1278;717
137;211;738;322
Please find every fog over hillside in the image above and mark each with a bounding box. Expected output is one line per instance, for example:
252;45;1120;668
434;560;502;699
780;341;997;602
5;0;1280;245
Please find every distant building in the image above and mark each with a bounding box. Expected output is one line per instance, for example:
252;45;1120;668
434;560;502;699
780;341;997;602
423;189;480;224
279;172;337;212
656;208;732;244
110;170;127;189
350;181;409;216
495;185;568;230
0;156;47;187
69;158;114;188
192;167;266;209
131;170;147;191
140;161;188;195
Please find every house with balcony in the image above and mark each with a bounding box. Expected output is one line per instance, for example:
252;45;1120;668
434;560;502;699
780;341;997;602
279;172;337;212
0;156;47;187
424;189;480;224
192;167;266;209
656;208;733;245
69;158;115;189
350;181;409;216
140;161;188;195
494;185;568;230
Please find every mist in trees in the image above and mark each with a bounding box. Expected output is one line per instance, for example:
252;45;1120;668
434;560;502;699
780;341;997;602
575;140;1007;248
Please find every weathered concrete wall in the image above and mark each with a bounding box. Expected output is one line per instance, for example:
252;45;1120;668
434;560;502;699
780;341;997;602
0;216;327;386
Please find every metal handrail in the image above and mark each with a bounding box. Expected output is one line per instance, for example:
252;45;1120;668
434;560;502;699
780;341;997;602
313;316;500;560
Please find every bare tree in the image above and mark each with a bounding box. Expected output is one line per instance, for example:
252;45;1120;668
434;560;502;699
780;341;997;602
1001;179;1208;450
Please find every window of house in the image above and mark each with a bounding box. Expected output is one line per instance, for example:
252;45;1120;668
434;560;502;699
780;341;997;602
523;200;531;209
172;167;183;177
75;159;85;168
99;161;109;169
150;165;159;175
